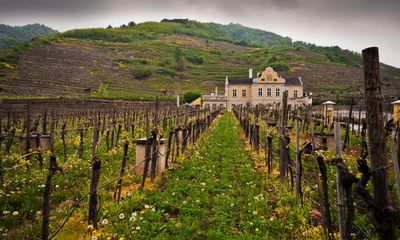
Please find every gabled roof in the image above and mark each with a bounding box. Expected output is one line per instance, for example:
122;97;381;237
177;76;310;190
227;78;252;85
284;77;302;86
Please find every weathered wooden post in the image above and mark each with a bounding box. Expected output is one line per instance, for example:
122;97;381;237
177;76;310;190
362;47;397;239
295;117;302;202
343;98;354;151
42;156;62;240
88;157;101;229
150;97;159;182
115;141;128;204
78;128;84;159
279;91;288;180
334;121;347;239
25;103;31;166
91;113;99;158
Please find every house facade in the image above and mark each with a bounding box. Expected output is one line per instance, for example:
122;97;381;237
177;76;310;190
224;67;311;109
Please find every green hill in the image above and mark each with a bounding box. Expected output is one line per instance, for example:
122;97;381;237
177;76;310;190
0;23;57;49
0;19;399;103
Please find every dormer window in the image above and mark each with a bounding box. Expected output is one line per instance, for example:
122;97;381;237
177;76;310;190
274;78;277;82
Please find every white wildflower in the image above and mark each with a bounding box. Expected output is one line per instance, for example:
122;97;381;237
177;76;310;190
119;213;125;219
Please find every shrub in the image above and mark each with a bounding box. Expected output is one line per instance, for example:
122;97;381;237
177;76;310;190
132;67;152;79
183;91;201;103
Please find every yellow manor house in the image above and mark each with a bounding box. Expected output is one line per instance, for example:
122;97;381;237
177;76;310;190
203;67;312;110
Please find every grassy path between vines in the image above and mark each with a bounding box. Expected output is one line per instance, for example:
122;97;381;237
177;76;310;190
98;112;321;239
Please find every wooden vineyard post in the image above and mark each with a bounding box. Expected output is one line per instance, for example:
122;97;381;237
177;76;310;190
78;128;84;159
115;141;128;204
362;47;397;240
334;121;347;240
315;155;334;238
150;97;159;182
61;122;67;160
25;103;31;167
42;156;62;240
91;112;100;158
279;91;288;180
49;110;55;154
343;98;354;151
295;117;302;202
88;157;101;229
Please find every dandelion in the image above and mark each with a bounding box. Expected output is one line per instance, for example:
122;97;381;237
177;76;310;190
119;213;125;219
230;203;235;207
151;208;156;212
144;204;150;209
87;224;94;231
135;226;141;231
12;211;18;216
201;182;206;186
55;185;60;188
2;211;10;215
253;211;257;215
127;192;132;197
183;201;187;205
255;228;259;232
101;219;108;225
130;217;136;222
172;192;176;196
131;212;137;217
91;236;98;240
269;217;274;221
196;200;200;203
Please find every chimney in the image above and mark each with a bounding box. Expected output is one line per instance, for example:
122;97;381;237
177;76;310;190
215;86;218;95
225;76;229;85
249;68;253;79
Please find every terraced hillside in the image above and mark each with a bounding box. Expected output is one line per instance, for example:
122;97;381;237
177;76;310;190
0;20;399;102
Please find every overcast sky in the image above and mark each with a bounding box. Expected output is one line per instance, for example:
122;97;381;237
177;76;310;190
1;0;399;67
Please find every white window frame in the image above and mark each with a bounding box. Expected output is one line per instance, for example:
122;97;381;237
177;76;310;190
242;89;247;97
233;89;237;97
267;88;271;96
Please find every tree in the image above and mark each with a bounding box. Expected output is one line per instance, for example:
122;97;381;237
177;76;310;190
183;91;201;103
106;25;113;29
128;21;136;27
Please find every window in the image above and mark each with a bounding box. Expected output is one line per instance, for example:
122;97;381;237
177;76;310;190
261;78;265;81
267;88;271;96
294;90;298;98
276;88;280;97
233;89;237;97
258;88;263;96
242;89;247;97
274;78;277;82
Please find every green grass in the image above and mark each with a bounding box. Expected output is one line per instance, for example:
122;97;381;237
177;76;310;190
95;112;322;239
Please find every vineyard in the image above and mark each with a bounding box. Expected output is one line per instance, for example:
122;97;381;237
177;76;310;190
0;48;400;240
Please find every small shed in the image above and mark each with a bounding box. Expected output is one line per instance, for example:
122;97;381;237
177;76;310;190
392;100;400;124
322;101;336;127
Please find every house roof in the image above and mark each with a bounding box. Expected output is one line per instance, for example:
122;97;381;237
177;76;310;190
227;78;252;85
284;77;302;86
392;100;400;104
322;101;336;105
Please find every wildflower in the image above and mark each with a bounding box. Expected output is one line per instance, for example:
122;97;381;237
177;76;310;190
55;185;60;188
12;211;19;216
131;212;137;217
196;200;200;203
2;211;10;215
127;192;132;197
130;217;136;222
87;224;94;230
151;208;156;212
135;226;141;231
183;201;187;205
101;219;108;225
230;203;235;207
253;211;257;215
119;213;125;219
269;217;274;221
201;182;206;186
92;236;98;240
144;204;149;209
255;228;259;232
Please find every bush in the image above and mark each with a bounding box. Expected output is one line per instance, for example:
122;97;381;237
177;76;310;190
132;67;152;79
186;55;204;65
183;91;201;103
